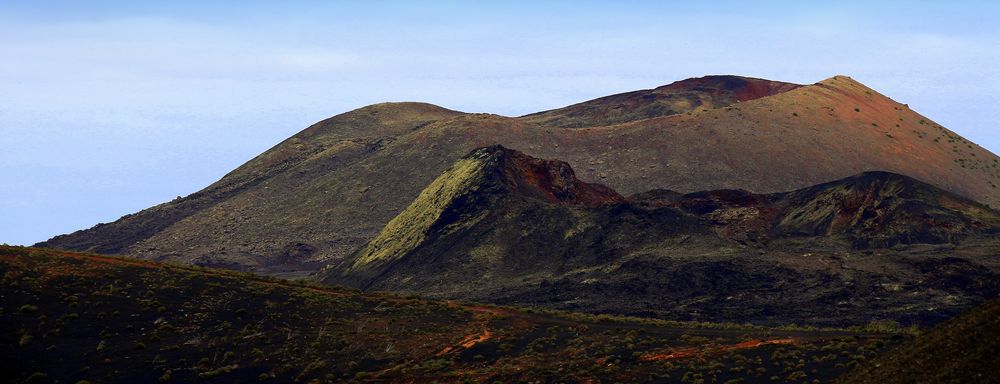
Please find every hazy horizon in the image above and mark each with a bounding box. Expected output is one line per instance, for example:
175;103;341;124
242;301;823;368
3;1;999;245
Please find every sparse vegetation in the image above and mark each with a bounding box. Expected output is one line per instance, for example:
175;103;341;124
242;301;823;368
1;246;902;383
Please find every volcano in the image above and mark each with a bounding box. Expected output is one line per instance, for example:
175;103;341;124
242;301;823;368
38;75;1000;277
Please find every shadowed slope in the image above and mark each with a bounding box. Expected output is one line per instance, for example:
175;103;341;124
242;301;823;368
838;295;1000;384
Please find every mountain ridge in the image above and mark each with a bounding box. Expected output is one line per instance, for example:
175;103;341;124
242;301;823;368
36;74;1000;276
520;75;803;127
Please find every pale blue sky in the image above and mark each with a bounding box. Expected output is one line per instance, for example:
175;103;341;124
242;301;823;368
2;1;999;245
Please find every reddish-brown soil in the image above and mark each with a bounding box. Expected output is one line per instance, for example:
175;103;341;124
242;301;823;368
436;327;494;356
522;75;802;128
500;146;625;207
660;75;802;102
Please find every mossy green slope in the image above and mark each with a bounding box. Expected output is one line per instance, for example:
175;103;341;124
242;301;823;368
348;151;492;271
329;144;624;288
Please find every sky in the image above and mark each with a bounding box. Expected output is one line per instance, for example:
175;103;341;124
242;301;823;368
2;1;999;245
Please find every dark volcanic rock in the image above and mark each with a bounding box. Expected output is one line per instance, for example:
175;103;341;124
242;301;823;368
322;146;1000;327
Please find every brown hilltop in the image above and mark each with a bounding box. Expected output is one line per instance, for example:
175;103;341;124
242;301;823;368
514;75;1000;205
37;75;1000;274
521;75;802;128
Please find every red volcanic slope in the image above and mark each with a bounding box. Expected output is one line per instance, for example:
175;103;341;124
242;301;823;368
496;146;625;207
657;75;802;102
521;75;802;128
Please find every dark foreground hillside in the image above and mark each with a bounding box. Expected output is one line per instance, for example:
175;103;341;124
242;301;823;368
1;246;903;383
839;294;1000;384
